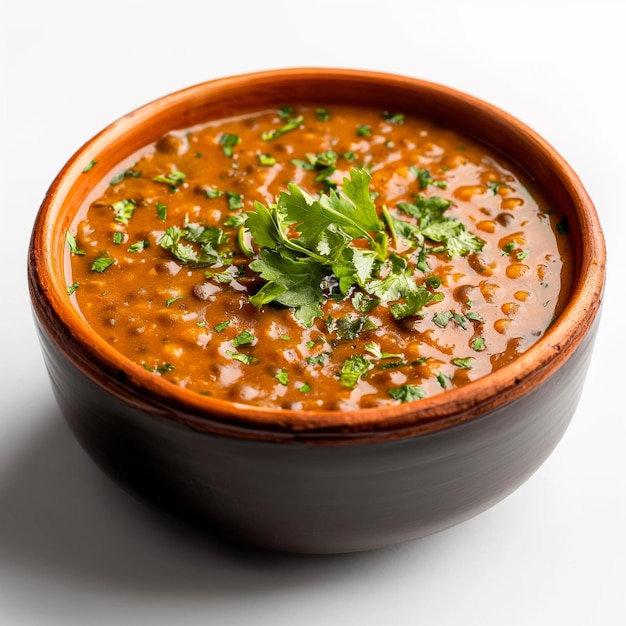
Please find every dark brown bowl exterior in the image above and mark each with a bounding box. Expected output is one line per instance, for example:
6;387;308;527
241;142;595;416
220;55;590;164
28;69;606;553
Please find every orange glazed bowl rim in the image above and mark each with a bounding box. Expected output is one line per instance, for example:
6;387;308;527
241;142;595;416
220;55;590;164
27;67;606;442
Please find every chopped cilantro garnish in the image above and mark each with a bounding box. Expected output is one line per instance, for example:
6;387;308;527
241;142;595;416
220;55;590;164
410;166;447;190
214;320;231;332
127;239;149;252
226;350;257;365
356;124;371;137
300;383;312;393
465;311;485;323
109;168;141;185
388;384;426;402
158;223;228;267
153;169;186;191
364;342;403;359
245;168;451;326
66;282;79;295
226;190;243;210
382;111;405;124
340;354;371;389
111;199;137;224
156;202;167;220
292;150;338;187
261;116;304;141
425;275;441;289
306;352;329;366
91;256;115;273
487;181;504;195
452;357;473;369
315;108;330;121
65;230;85;255
258;153;277;166
165;296;184;307
224;214;247;229
432;310;467;329
205;187;224;199
232;330;255;347
471;337;486;351
433;310;452;328
219;133;241;157
335;315;377;340
394;195;484;258
82;159;97;173
501;241;516;255
275;368;289;385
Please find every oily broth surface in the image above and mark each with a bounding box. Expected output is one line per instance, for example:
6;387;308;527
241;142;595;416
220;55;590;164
68;105;572;410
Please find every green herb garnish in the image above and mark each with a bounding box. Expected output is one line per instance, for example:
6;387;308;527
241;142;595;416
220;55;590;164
388;384;426;402
232;330;255;347
127;239;149;252
452;357;473;369
275;368;289;385
158;222;228;267
91;256;115;273
82;159;97;173
214;320;231;332
109;168;141;185
219;133;241;157
153;169;186;191
258;153;277;166
111;199;137;224
65;230;85;255
261;116;304;141
340;354;371;389
226;350;257;365
245;168;451;326
156;202;167;221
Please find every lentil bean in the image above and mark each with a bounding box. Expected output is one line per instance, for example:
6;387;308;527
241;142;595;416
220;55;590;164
506;263;530;280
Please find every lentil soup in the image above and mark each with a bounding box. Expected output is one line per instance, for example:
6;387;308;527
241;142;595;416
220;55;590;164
66;104;573;411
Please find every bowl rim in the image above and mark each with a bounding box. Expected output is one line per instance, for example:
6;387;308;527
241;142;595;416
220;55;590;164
28;67;606;442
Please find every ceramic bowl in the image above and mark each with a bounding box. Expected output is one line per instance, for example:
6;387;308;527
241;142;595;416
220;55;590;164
28;68;606;553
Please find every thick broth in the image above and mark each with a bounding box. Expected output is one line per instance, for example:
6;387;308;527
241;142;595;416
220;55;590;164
67;104;573;410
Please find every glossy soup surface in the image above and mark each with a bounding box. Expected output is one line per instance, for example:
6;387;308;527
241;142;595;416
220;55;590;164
67;104;573;410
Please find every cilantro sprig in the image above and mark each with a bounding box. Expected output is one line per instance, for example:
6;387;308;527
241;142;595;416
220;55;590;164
245;168;455;326
158;222;228;267
246;169;389;325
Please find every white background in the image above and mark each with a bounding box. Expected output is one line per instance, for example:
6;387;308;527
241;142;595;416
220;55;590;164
1;1;625;624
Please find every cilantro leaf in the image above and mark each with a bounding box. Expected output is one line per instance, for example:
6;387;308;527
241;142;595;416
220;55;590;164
394;195;483;258
65;230;85;255
111;199;137;225
219;133;240;157
388;384;426;402
261;116;304;141
245;169;447;326
422;220;485;257
366;254;441;319
91;256;115;273
340;354;371;389
232;330;255;347
153;170;186;191
248;249;327;327
158;223;227;267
